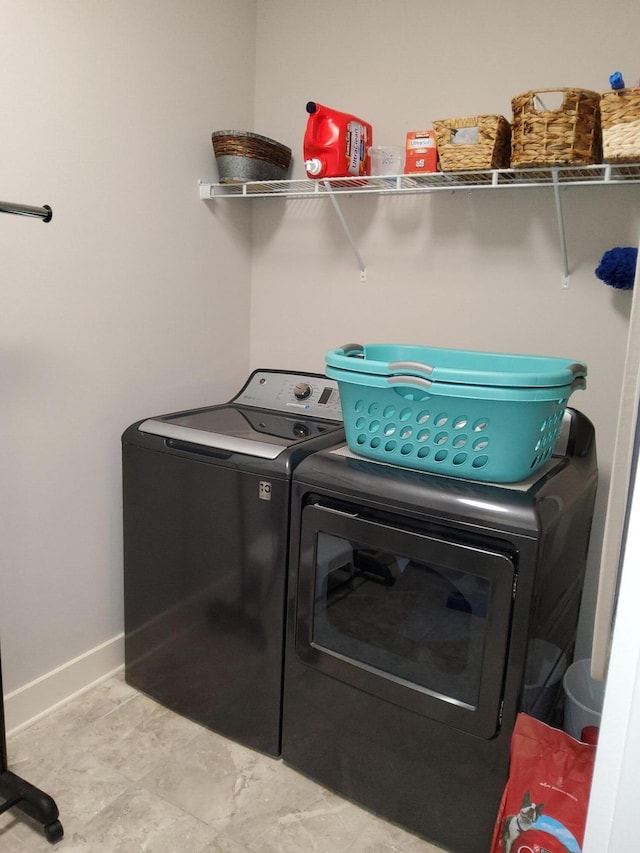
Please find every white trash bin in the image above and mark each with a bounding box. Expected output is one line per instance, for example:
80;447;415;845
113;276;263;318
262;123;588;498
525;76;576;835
562;658;605;740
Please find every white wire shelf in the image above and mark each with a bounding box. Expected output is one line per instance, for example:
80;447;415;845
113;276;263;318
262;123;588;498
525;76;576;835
199;163;640;199
198;162;640;285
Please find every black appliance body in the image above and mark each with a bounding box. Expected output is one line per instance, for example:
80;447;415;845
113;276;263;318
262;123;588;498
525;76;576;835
123;369;343;757
282;408;597;853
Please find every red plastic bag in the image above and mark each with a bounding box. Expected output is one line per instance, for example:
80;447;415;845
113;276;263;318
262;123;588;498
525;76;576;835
490;713;596;853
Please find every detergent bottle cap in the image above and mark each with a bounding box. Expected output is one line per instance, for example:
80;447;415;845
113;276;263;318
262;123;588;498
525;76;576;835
305;158;323;176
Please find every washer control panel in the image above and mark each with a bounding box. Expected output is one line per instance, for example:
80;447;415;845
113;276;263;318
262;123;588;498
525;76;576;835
234;370;342;421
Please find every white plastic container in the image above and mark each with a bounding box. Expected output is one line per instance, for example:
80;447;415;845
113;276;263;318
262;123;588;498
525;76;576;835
368;145;404;175
562;658;605;740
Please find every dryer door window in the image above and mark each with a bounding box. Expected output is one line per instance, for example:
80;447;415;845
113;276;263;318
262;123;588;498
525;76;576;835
295;503;516;738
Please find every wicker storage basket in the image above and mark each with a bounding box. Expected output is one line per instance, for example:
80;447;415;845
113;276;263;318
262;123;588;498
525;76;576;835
511;88;601;168
432;115;511;171
600;89;640;163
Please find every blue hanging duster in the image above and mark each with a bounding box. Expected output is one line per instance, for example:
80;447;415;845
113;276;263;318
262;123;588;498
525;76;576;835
595;247;638;290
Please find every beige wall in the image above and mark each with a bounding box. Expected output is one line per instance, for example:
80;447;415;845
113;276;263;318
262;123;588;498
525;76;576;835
0;0;256;693
251;0;640;657
2;0;639;707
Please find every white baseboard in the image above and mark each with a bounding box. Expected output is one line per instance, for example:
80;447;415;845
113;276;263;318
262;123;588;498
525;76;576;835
3;633;125;736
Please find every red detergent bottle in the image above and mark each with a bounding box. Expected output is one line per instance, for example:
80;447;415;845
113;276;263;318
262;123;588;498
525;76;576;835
303;101;373;179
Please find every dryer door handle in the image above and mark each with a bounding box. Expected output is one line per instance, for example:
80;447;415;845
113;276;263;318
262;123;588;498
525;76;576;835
311;503;359;518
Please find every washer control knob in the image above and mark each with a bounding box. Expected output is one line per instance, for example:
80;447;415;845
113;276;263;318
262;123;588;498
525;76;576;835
294;382;312;400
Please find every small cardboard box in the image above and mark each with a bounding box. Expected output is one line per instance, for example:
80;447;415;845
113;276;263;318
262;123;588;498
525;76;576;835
404;130;438;173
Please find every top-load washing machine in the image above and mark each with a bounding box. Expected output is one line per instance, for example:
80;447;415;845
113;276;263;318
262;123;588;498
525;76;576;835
122;369;343;757
281;407;597;853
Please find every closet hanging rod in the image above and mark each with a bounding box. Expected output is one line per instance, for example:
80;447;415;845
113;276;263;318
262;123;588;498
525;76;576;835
0;200;52;222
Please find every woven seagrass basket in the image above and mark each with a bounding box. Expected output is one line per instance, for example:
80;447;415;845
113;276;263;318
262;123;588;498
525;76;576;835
600;89;640;163
433;115;511;171
511;88;601;168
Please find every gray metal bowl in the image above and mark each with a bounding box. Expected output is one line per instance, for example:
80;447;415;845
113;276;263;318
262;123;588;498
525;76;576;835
212;130;292;183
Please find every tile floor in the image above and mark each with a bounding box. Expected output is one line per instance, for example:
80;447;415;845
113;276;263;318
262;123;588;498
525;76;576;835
1;673;447;852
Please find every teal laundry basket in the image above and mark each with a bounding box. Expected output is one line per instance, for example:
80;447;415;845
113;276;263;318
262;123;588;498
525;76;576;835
326;344;587;483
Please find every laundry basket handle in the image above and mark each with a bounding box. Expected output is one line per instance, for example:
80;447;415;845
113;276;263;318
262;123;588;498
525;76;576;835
338;343;364;358
388;360;434;378
567;362;586;377
387;375;433;390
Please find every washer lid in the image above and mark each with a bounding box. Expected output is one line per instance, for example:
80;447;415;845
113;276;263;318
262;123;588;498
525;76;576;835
139;404;342;459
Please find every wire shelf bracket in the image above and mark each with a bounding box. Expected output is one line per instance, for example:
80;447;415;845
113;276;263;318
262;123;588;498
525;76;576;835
323;181;367;281
551;170;571;288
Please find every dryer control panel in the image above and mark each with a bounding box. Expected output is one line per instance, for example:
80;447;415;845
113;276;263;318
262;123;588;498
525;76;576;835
234;370;342;421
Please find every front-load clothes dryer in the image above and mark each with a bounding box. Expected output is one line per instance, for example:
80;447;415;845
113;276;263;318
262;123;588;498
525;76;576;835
282;408;597;853
122;369;343;757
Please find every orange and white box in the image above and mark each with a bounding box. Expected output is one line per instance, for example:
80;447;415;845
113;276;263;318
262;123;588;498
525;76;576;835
404;130;438;174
